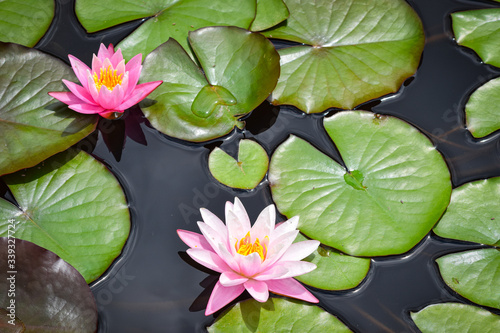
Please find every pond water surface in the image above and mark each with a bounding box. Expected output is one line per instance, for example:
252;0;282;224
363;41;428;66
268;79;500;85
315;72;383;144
9;0;500;332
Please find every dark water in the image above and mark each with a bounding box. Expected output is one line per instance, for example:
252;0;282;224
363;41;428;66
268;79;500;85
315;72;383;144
10;0;500;332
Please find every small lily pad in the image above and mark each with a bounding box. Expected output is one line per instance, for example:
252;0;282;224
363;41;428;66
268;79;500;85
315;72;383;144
0;149;130;283
208;298;351;332
411;303;500;333
208;139;269;190
0;238;98;332
433;177;500;246
0;0;54;47
269;111;451;256
436;249;500;310
140;26;280;142
452;8;500;68
465;77;500;138
293;233;370;290
262;0;424;112
0;42;98;176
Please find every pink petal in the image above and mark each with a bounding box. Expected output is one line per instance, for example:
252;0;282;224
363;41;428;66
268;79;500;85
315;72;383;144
96;84;124;110
115;59;126;76
280;240;320;262
200;208;228;240
271;216;299;240
102;58;113;70
267;278;318;303
237;252;262;278
62;79;96;105
220;271;248;287
244;279;269;302
254;264;289;281
226;210;248;249
68;55;91;89
177;229;212;251
48;91;82;105
97;43;114;61
206;281;245;316
124;54;142;95
264;229;299;268
233;198;251;230
120;72;129;96
110;48;124;68
264;261;317;279
68;103;106;114
250;204;275;240
86;72;100;102
198;222;239;271
91;54;103;74
186;248;231;273
116;80;162;110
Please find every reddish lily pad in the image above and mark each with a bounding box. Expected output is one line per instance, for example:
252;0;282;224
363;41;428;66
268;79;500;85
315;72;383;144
0;238;98;332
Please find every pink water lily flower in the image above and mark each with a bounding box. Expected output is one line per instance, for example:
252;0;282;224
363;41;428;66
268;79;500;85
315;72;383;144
49;43;162;119
178;198;320;315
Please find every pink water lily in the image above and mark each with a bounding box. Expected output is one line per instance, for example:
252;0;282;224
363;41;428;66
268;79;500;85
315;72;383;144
49;43;162;119
178;198;320;315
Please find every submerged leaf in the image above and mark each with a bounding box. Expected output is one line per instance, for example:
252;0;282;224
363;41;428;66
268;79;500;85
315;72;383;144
269;111;451;256
0;150;130;283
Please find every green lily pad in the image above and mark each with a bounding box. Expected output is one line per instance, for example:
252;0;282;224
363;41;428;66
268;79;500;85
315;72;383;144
465;77;500;138
140;26;280;142
0;42;97;176
269;111;451;256
262;0;424;113
207;298;351;332
411;303;500;333
434;177;500;246
436;249;500;310
293;233;370;290
208;139;269;190
0;149;130;283
0;238;98;332
452;8;500;68
76;0;257;61
250;0;289;32
0;0;54;47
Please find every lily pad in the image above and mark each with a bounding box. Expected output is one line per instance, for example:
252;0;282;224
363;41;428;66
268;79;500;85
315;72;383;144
76;0;257;61
269;111;451;256
0;238;98;332
465;77;500;138
208;139;269;190
0;0;54;47
207;298;351;332
411;303;500;333
262;0;424;113
293;233;370;290
436;249;500;310
0;149;130;283
0;42;98;176
452;8;500;68
433;177;500;246
250;0;289;32
140;26;280;142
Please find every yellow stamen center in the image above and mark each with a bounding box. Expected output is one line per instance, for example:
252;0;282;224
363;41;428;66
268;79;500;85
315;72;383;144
93;66;123;91
235;232;268;261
